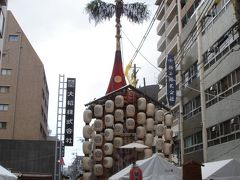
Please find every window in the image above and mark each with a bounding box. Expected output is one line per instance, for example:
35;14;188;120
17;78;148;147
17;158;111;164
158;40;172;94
0;86;9;93
0;104;8;111
8;35;18;42
0;68;11;76
0;122;7;129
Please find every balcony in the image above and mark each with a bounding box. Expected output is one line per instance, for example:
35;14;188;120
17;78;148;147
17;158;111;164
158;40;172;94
157;51;166;68
155;0;164;5
157;34;166;52
157;20;165;36
165;0;177;21
166;16;178;39
166;34;178;55
158;69;166;85
0;0;7;6
157;3;165;21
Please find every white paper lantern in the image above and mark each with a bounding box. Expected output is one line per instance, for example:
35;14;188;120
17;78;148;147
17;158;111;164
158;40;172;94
126;118;135;130
103;157;113;168
114;123;123;136
156;138;164;151
93;134;103;146
83;172;92;180
146;118;154;131
113;137;123;148
83;109;92;124
163;143;172;156
83;141;92;155
165;114;173;127
114;109;124;123
93;149;103;161
105;100;114;113
104;114;114;127
156;124;165;136
104;128;114;141
144;148;153;159
145;133;153;147
103;143;113;155
93;164;103;176
146;103;155;117
136;126;146;139
155;110;165;123
94;105;103;118
82;157;92;171
93;119;103;132
126;104;135;117
138;97;146;111
115;95;124;108
137;112;146;125
83;125;93;139
164;129;173;141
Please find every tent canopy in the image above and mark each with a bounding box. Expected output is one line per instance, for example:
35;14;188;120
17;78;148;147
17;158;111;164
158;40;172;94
109;154;181;180
0;165;17;180
201;159;240;180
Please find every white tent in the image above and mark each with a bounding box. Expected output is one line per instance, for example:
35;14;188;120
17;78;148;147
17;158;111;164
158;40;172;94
109;154;182;180
201;159;240;180
0;165;17;180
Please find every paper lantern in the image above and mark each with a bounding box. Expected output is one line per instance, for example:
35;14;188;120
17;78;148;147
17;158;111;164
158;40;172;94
144;148;153;159
93;134;103;146
155;110;165;123
93;164;103;176
103;157;113;168
82;157;92;171
83;109;92;124
137;97;146;111
93;149;103;161
83;172;92;180
164;129;173;141
105;100;114;113
94;105;103;118
137;112;146;125
113;137;123;148
155;124;165;136
136;126;146;139
114;109;124;123
146;103;155;117
156;138;164;151
126;118;135;130
165;114;173;127
114;123;123;136
104;114;114;128
163;143;172;156
83;141;92;155
104;128;114;141
93;119;103;132
115;95;124;108
83;125;93;139
145;133;153;147
126;104;135;117
146;118;154;131
103;143;113;155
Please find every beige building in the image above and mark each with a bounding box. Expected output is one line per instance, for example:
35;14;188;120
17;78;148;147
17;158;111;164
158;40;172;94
0;11;49;140
156;0;240;164
0;0;7;64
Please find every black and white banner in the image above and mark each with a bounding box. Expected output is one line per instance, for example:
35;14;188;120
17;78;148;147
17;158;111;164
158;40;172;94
166;54;176;107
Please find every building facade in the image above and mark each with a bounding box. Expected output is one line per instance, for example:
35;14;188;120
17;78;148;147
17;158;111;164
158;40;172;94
0;0;8;66
156;0;240;163
0;11;49;140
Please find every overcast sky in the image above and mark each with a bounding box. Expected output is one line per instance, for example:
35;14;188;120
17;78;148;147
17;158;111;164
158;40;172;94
8;0;160;166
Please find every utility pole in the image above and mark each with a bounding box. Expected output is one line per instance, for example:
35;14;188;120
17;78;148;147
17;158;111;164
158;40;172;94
196;9;208;163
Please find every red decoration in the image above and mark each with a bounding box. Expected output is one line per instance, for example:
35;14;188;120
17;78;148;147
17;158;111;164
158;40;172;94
129;163;142;180
106;50;127;94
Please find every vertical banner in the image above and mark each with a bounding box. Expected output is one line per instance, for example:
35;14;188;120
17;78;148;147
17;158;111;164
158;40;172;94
166;54;176;106
64;78;76;146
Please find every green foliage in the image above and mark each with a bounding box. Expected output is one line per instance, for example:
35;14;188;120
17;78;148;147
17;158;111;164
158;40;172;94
85;0;150;25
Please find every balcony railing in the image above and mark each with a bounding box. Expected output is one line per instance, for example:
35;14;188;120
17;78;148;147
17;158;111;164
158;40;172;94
165;0;177;21
157;20;165;36
157;50;166;68
157;33;166;52
166;34;178;54
166;16;178;39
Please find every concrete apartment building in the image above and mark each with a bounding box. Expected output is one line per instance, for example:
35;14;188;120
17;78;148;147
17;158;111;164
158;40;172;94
156;0;240;164
0;11;49;140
